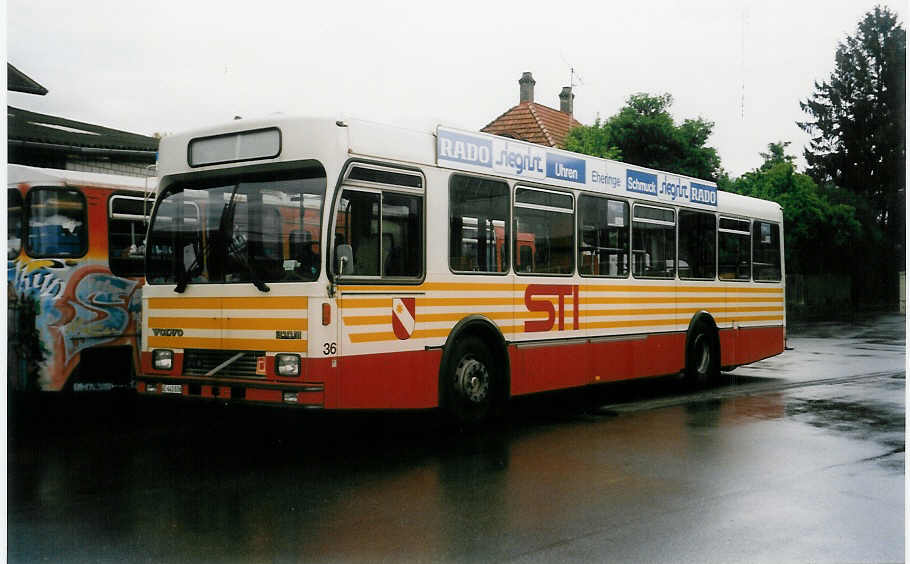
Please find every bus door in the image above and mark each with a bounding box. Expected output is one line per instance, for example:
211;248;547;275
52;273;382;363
332;185;382;407
330;165;426;409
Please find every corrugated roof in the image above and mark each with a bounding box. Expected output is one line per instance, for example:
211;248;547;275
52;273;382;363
7;64;47;95
8;105;158;152
481;102;582;149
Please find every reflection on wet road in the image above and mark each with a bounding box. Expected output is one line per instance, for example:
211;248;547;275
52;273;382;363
8;315;905;562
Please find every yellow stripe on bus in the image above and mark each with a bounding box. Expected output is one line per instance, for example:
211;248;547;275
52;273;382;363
148;336;308;351
148;297;308;310
583;296;782;305
347;328;453;343
343;305;785;328
343;315;784;344
148;317;308;331
339;282;783;294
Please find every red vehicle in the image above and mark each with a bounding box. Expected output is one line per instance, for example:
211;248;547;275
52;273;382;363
8;164;153;391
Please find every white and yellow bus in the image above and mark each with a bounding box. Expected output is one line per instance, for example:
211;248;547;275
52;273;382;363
138;117;785;422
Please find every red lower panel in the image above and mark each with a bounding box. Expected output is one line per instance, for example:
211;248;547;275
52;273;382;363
509;342;589;396
719;326;784;367
633;333;686;379
338;349;442;409
510;333;688;397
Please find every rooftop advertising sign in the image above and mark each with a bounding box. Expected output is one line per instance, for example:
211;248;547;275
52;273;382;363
436;126;717;208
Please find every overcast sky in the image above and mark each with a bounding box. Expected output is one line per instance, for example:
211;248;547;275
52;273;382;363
5;0;905;177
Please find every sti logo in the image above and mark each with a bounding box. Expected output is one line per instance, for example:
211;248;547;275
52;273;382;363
524;284;580;332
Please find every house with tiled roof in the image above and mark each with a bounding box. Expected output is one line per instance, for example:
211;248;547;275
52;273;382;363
481;72;582;149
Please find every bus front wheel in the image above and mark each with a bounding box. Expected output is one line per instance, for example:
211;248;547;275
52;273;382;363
445;336;496;424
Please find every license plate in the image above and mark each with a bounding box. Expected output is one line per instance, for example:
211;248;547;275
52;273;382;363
162;384;183;394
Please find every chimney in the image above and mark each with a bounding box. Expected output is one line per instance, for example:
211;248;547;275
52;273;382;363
519;72;535;104
559;86;574;116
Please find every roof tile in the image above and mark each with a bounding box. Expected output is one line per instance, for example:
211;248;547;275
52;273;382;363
481;102;582;149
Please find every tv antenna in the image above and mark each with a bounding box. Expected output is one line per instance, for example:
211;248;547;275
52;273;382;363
560;53;584;91
740;7;748;119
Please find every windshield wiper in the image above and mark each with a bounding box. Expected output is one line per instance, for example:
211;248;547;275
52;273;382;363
220;186;270;293
173;183;270;293
225;232;270;293
174;184;236;293
174;233;219;293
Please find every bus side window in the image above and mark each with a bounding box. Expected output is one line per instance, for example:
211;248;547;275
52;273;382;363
109;194;152;278
8;189;23;259
678;210;716;280
27;187;87;258
514;187;574;275
449;174;509;273
577;195;629;278
719;218;751;280
632;205;675;279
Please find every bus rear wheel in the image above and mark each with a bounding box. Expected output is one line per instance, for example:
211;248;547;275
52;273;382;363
445;336;496;424
686;324;719;388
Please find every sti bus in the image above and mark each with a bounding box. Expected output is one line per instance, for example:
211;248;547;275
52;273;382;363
8;164;153;392
138;118;784;422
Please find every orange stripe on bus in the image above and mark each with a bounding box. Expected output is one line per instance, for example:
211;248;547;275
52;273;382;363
148;336;308;351
148;317;309;331
342;315;784;344
580;284;783;294
148;297;308;310
339;282;782;295
342;305;786;328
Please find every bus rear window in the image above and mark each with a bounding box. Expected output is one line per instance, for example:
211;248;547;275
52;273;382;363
8;189;22;259
27;187;87;258
753;221;782;282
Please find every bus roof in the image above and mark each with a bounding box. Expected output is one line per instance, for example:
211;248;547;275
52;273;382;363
157;115;782;222
8;163;156;193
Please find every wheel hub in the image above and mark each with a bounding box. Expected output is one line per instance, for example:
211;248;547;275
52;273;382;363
455;356;490;404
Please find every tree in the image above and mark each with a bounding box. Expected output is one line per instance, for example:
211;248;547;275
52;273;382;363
566;92;722;180
798;5;905;306
723;142;862;278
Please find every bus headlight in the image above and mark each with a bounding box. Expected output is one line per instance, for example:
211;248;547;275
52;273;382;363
153;349;174;370
276;354;301;377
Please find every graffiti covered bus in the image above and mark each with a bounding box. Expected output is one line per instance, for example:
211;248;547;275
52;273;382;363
7;164;154;391
137;118;784;422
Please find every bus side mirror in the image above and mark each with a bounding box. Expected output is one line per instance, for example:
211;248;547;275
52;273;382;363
336;244;353;275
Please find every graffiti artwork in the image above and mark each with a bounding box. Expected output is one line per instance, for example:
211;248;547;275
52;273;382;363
7;165;153;391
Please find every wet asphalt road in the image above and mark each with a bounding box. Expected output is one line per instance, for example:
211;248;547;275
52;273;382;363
7;315;906;563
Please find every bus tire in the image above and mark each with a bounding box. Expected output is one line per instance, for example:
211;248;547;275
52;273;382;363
445;335;496;425
686;322;719;388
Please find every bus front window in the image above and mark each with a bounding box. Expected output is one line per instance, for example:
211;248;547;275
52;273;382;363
146;169;326;286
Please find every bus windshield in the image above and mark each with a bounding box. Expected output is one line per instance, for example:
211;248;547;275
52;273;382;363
146;169;326;286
